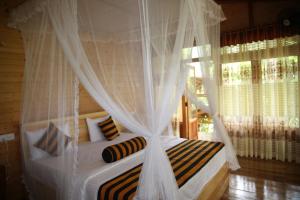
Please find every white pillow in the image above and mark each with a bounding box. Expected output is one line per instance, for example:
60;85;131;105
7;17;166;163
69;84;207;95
86;115;110;142
25;128;49;160
25;123;71;160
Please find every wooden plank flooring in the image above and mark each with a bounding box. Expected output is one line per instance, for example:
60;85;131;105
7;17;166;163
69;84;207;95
221;157;300;200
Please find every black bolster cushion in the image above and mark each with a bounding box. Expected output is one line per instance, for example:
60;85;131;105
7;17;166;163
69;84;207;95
102;136;147;163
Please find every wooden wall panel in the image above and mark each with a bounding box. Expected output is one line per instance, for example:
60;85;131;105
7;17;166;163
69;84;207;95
79;85;103;114
0;13;102;200
0;13;26;200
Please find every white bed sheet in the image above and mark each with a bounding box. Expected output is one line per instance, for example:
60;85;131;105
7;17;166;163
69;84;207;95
29;133;226;200
29;132;139;188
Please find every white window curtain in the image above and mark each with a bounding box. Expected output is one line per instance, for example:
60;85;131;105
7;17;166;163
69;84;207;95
10;0;226;199
220;35;300;163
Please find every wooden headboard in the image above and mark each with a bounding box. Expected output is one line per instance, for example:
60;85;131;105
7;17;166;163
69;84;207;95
23;111;126;143
76;112;126;143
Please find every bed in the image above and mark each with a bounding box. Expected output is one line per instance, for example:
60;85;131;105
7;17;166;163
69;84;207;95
25;112;229;200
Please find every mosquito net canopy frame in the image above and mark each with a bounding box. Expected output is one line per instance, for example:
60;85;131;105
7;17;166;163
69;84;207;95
9;0;238;199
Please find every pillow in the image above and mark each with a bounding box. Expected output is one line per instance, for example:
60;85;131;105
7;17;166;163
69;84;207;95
34;122;71;156
102;136;147;163
86;115;110;142
25;128;49;160
97;116;120;141
25;123;71;160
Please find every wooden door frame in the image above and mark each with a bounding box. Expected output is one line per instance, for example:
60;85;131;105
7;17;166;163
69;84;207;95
180;95;189;139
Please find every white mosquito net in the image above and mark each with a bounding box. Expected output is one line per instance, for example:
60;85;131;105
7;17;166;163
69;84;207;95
185;0;240;170
9;0;237;199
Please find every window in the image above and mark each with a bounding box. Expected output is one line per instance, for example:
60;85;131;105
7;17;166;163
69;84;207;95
220;36;299;129
260;56;299;126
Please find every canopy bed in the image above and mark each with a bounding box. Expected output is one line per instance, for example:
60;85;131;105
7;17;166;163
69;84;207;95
9;0;239;199
24;111;228;200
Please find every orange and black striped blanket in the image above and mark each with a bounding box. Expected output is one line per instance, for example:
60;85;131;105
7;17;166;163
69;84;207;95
98;140;224;200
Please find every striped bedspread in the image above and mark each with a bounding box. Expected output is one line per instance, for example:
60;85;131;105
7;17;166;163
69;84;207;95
98;140;224;200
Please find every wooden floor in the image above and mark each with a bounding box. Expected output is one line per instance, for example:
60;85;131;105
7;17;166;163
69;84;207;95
221;157;300;200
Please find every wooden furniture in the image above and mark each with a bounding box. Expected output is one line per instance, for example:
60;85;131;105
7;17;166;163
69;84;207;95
181;96;189;138
0;165;6;200
180;118;198;140
180;96;199;140
188;118;198;140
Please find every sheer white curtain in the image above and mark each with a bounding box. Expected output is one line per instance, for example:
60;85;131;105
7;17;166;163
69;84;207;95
10;0;225;199
220;36;300;162
48;1;192;199
14;8;80;200
186;0;240;170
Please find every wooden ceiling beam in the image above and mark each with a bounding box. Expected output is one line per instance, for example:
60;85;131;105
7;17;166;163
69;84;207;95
216;0;295;4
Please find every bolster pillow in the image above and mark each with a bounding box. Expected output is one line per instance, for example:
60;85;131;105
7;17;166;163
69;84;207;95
102;136;147;163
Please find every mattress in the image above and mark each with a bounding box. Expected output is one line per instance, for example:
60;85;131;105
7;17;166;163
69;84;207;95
29;132;139;188
29;132;226;200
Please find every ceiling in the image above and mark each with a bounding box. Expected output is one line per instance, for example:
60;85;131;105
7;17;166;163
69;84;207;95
1;0;298;32
1;0;295;11
0;0;25;12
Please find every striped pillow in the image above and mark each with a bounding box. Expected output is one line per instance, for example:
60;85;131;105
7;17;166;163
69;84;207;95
102;136;147;163
97;116;120;140
34;122;71;156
